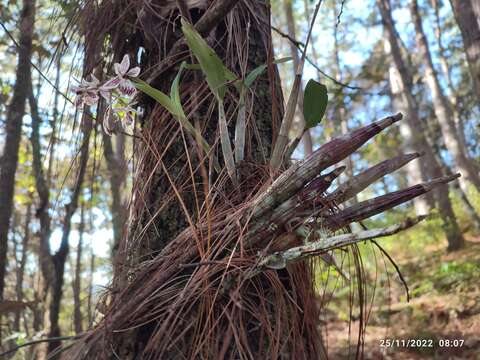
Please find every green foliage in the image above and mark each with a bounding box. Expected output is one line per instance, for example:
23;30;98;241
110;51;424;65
181;18;236;100
133;79;177;116
303;79;328;129
133;68;211;154
244;57;292;88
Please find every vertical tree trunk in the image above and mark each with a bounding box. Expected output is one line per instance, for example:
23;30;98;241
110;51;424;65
410;0;480;193
283;0;313;156
28;32;96;356
72;203;85;334
13;202;31;332
386;42;432;214
102;133;128;279
378;0;464;251
29;81;53;360
448;0;480;103
48;117;91;354
86;250;95;327
331;3;356;202
430;0;470;159
78;1;322;357
0;0;36;304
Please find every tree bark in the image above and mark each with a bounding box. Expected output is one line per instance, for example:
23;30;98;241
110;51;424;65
386;42;432;214
378;0;464;251
72;204;85;334
29;79;54;360
13;202;31;332
79;0;323;358
48;116;91;354
0;0;36;304
430;0;470;159
449;0;480;103
410;0;480;193
102;133;128;279
86;250;95;328
331;3;356;202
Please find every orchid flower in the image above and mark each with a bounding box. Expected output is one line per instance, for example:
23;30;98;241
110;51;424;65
113;54;140;96
72;54;141;135
103;103;137;135
72;75;101;108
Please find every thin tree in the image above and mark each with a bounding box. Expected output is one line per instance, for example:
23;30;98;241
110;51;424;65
410;0;480;193
378;0;464;251
386;38;433;214
29;72;92;357
13;201;32;332
0;0;36;305
331;2;356;200
102;133;128;279
430;0;469;156
72;203;85;334
283;0;313;156
448;0;480;104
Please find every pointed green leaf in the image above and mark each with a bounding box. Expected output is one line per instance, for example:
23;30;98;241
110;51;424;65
181;18;236;100
244;57;292;88
134;77;210;154
303;79;328;129
170;62;187;117
133;79;177;116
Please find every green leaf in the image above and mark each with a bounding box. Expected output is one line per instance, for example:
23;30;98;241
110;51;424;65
244;57;292;88
170;62;187;117
133;79;177;116
181;18;236;100
303;79;328;129
133;77;211;154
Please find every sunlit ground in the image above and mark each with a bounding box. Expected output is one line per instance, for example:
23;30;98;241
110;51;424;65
323;233;480;359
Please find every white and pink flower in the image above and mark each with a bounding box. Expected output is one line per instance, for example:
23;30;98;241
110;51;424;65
71;54;141;135
113;54;140;96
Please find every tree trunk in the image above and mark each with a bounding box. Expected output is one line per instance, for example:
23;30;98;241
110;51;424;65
13;202;31;332
102;133;128;279
283;0;313;156
449;0;480;103
410;0;480;193
48;116;91;354
86;250;95;328
72;204;85;334
431;0;471;160
378;0;464;251
386;42;432;214
77;0;323;358
331;3;356;202
29;79;54;360
0;0;36;304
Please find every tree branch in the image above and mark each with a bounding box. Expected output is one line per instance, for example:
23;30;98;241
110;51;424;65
0;335;81;358
256;215;428;271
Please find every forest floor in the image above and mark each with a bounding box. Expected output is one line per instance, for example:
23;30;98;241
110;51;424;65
324;234;480;359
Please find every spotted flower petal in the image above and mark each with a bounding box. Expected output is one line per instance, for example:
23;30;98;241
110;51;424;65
119;79;137;96
101;76;121;90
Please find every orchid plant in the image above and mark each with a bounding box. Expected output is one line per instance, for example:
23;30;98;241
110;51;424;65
72;22;327;185
72;55;140;135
